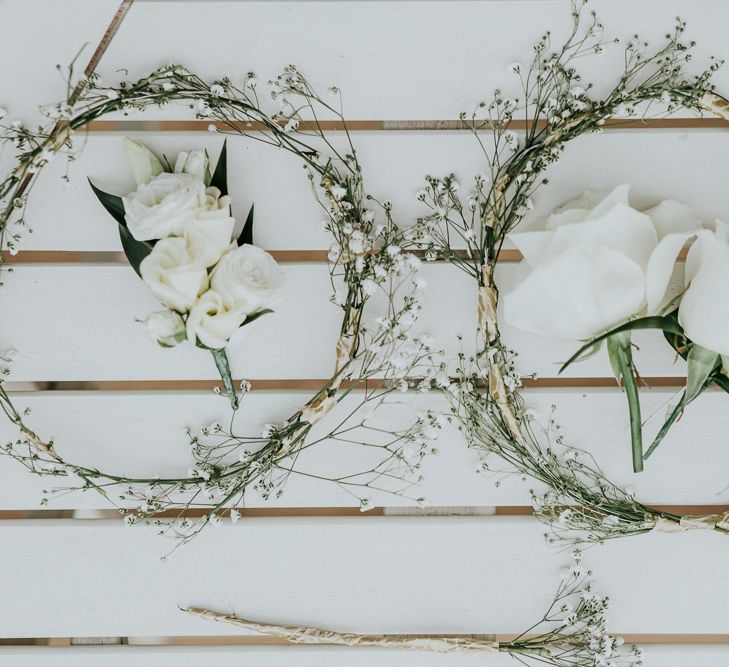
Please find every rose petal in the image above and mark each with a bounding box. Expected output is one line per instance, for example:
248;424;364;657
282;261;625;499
643;199;702;239
187;290;248;349
645;231;697;314
545;189;607;229
540;202;657;270
684;229;724;287
679;244;729;355
583;184;631;221
508;230;555;267
503;244;646;340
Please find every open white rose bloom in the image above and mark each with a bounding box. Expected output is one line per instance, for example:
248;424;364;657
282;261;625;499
503;184;702;341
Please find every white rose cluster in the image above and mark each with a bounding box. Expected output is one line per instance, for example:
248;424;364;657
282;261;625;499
120;139;284;350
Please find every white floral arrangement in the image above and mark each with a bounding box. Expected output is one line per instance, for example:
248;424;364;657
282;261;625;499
90;138;284;408
413;0;729;544
0;63;442;548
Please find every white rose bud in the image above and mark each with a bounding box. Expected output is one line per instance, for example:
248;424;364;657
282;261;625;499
503;185;701;340
140;237;209;312
211;244;285;314
142;309;186;347
123;172;207;241
174;149;210;182
123;137;164;185
186;290;249;349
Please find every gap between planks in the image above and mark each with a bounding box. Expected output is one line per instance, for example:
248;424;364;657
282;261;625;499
2;245;693;265
2;633;729;647
1;377;690;391
1;505;727;520
86;117;729;132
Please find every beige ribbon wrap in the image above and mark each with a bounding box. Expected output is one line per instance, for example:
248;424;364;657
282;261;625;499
646;513;729;533
478;269;522;439
700;92;729;121
484;174;508;229
299;308;360;427
187;608;500;655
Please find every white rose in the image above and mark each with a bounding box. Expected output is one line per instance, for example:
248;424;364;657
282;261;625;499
503;185;702;340
210;244;285;314
124;172;207;241
140;237;209;312
186;290;249;349
184;186;236;267
141;309;186;347
174;149;209;182
679;220;729;356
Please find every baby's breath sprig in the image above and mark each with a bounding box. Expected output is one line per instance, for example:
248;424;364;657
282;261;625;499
0;64;443;550
416;0;729;544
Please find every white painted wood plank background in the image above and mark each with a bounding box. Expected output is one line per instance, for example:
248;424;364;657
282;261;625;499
0;518;727;636
20;131;729;253
0;264;689;380
1;0;728;659
1;388;727;509
2;645;728;667
3;1;729;121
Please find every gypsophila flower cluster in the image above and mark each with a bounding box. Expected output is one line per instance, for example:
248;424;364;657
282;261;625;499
495;552;641;665
0;62;442;552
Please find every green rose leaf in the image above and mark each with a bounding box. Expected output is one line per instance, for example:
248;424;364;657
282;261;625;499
210;139;228;196
238;203;254;246
560;314;685;374
88;178;152;277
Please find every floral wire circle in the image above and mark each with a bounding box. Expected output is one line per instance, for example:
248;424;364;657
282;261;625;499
0;64;442;546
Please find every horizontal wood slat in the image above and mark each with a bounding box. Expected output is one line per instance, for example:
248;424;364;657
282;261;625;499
4;1;729;121
0;264;689;381
0;388;726;509
0;518;727;636
3;645;729;667
16;130;729;252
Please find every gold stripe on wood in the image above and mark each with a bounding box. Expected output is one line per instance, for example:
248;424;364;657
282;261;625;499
1;377;689;392
85;117;729;133
5;247;690;265
3;633;727;647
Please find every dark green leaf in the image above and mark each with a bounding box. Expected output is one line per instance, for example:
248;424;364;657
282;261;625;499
242;308;273;326
560;315;685;374
89;178;152;277
210;139;227;196
644;395;685;460
117;223;153;277
88;179;125;225
238;203;254;246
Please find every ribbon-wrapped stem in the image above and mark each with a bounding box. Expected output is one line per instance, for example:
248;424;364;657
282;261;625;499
647;512;729;533
186;608;499;655
478;265;522;439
